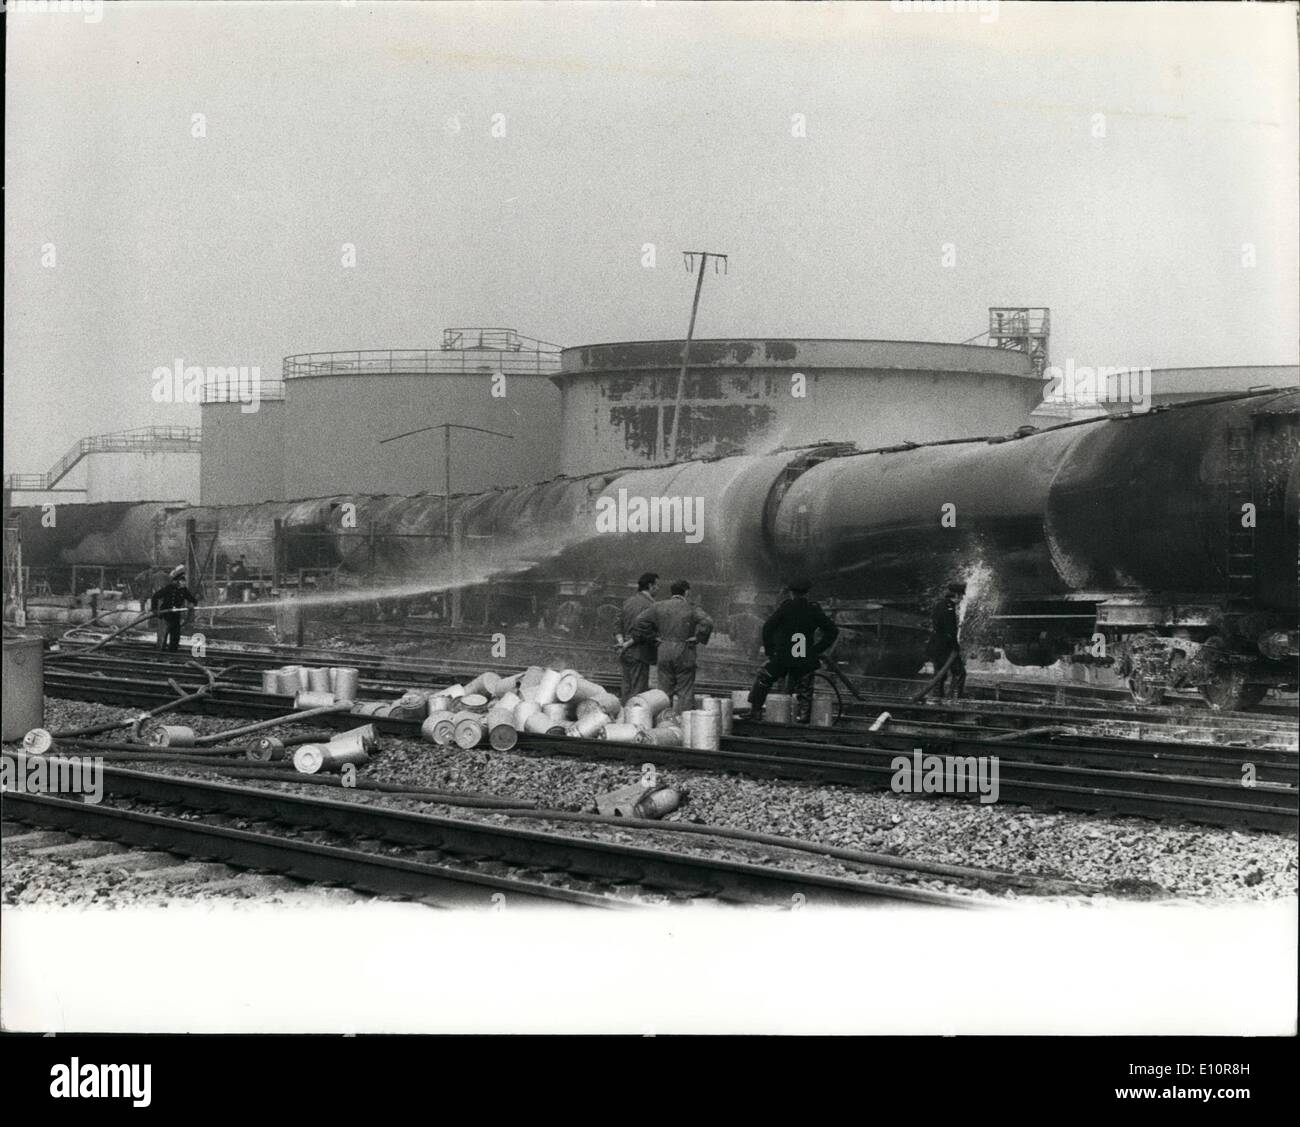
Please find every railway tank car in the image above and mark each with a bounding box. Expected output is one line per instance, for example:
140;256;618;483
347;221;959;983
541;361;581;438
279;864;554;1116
8;388;1296;709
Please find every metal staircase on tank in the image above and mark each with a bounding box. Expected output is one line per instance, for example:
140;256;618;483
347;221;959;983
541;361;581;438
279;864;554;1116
3;426;201;496
1223;420;1256;609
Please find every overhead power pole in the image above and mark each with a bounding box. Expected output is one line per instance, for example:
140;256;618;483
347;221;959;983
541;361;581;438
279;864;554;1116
664;250;727;464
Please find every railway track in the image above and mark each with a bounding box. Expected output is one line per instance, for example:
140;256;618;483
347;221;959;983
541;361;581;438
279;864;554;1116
2;761;978;909
48;638;1297;745
37;663;1298;833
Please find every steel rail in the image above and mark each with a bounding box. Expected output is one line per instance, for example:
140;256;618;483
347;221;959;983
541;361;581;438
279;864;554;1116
9;765;975;908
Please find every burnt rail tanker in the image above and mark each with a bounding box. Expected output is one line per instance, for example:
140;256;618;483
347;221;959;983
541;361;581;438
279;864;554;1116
10;388;1298;709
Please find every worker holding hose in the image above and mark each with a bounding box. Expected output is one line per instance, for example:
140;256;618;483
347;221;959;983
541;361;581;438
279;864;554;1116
150;566;198;652
920;580;967;700
747;580;839;723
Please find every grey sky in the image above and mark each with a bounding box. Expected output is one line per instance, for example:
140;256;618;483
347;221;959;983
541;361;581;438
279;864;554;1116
5;0;1297;475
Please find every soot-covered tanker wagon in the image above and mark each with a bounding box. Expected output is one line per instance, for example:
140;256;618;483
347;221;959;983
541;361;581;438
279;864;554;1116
9;388;1297;709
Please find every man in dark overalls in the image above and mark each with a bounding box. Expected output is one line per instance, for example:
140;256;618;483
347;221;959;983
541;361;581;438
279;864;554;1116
923;580;967;699
616;571;659;701
151;566;198;652
632;579;713;713
747;581;839;723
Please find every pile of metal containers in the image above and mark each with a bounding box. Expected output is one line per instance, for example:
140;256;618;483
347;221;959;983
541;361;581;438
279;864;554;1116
407;667;737;752
260;664;360;707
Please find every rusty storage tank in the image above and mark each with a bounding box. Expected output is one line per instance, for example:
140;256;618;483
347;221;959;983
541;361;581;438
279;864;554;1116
200;379;288;505
553;338;1042;476
280;329;563;499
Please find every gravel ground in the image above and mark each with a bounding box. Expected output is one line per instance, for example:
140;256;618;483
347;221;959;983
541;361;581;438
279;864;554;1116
6;697;1297;907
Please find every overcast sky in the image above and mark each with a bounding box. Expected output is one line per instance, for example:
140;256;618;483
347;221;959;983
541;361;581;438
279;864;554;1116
5;0;1297;475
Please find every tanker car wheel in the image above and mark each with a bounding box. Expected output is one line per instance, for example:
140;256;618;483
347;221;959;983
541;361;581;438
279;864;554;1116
1127;673;1166;707
1197;635;1251;711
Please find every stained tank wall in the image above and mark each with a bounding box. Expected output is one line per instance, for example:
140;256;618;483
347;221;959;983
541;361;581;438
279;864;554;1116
554;338;1042;476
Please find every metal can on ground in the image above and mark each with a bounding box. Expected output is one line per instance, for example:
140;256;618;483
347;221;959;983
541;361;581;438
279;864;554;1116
766;694;793;724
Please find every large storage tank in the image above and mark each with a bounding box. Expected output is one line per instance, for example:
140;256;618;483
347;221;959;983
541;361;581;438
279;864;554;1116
200;382;287;505
553;338;1042;476
280;331;563;500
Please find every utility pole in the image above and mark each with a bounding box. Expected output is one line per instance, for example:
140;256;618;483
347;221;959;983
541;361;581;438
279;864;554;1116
379;422;514;628
380;422;514;536
664;250;728;463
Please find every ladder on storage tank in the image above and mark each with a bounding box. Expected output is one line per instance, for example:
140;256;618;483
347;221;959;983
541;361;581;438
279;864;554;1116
1223;421;1256;610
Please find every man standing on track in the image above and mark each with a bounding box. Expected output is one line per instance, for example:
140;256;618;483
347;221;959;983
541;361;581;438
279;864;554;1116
632;579;713;713
616;571;659;701
150;566;198;653
922;580;967;700
747;580;839;723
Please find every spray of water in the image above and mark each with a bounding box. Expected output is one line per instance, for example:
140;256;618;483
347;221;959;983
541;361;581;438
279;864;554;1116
188;525;599;616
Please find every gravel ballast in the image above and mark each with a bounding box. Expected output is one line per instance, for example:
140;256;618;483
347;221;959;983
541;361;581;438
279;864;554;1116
5;697;1296;907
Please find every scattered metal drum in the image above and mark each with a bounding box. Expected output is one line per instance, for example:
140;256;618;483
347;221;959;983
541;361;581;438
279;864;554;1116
513;700;542;729
332;667;360;702
687;709;721;749
295;690;336;709
327;725;378;757
247;736;286;762
149;725;197;748
624;703;654;731
603;722;648;744
260;670;282;695
422;710;457;746
486;707;518;750
717;698;734;734
293;742;368;775
731;689;751;712
810;695;835;728
628;689;670;717
542;702;570;724
523;712;553;735
633;786;681;819
461;693;490;710
306;668;332;693
536;668;562;705
22;728;54;755
594;692;623;718
554;669;585;702
645;726;682;747
496;690;522;712
452;711;484;749
766;694;793;724
571;710;609;739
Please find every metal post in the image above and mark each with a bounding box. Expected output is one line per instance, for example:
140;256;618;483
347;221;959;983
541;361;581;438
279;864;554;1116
443;423;452;539
450;516;464;629
665;250;725;464
272;518;284;591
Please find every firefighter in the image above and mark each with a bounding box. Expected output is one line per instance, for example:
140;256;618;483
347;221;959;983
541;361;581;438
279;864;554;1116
747;580;839;723
631;579;713;713
923;580;967;699
616;571;659;701
150;566;198;652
